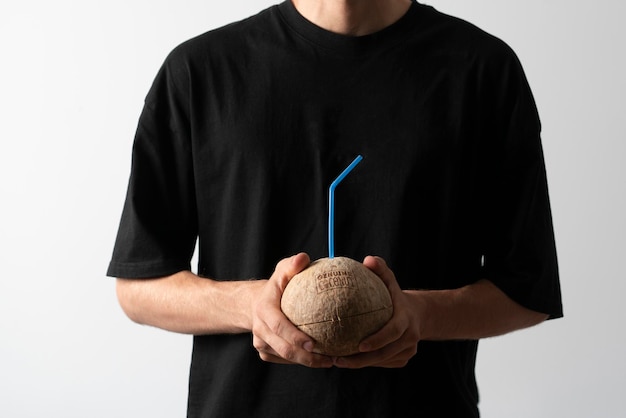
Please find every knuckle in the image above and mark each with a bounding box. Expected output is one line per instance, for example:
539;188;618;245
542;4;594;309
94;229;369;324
280;346;297;362
267;317;284;335
252;336;268;353
258;352;272;363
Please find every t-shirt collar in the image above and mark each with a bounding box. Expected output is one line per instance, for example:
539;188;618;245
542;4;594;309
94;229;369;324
277;0;421;55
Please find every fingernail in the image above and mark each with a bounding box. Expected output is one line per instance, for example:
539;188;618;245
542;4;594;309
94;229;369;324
303;341;314;352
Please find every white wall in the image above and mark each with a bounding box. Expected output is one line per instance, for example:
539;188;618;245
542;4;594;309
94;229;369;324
0;1;623;416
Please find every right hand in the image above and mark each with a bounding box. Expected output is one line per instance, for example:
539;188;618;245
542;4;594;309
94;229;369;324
250;252;335;368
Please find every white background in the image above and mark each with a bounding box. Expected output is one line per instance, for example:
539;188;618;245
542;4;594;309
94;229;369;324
1;1;624;416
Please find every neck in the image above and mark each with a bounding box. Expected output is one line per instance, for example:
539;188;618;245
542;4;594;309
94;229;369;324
291;0;412;36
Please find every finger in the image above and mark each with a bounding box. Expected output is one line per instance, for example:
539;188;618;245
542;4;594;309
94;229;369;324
357;314;405;353
256;253;319;357
256;309;310;356
254;326;334;368
266;253;314;347
362;255;390;280
334;340;415;369
363;255;402;292
272;252;311;289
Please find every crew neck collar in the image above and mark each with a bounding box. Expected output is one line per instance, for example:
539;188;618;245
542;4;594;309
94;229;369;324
277;0;421;55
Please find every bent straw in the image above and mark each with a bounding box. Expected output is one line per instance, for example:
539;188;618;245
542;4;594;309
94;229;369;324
328;155;363;258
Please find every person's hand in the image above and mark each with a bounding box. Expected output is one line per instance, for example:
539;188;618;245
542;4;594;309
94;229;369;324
332;255;421;369
251;252;334;368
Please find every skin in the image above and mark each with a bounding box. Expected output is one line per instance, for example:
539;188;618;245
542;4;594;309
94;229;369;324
291;0;413;36
117;253;547;369
116;0;548;369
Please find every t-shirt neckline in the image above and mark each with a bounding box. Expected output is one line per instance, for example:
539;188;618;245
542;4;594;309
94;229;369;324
277;0;421;55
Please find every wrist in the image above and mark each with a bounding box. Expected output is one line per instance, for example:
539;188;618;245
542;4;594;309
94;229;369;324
211;279;267;333
406;288;459;341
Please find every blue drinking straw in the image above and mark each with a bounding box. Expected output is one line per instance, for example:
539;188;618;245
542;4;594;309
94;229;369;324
328;155;363;258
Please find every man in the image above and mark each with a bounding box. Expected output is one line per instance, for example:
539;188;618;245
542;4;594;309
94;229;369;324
108;0;563;416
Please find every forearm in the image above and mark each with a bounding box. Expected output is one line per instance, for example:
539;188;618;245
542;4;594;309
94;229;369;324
412;279;548;341
116;271;264;335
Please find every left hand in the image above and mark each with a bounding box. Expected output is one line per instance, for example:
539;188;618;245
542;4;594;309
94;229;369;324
332;255;422;368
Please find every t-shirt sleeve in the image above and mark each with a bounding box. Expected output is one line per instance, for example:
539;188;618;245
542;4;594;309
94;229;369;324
480;46;563;319
107;51;198;279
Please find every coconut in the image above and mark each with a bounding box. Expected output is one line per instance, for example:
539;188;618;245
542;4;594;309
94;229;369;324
281;256;393;356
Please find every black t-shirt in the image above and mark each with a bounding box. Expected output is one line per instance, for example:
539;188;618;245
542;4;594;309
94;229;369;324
107;1;563;416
